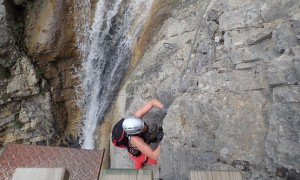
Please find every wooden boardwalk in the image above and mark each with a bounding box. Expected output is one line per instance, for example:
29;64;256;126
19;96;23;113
191;170;243;180
12;168;67;180
100;169;152;180
100;169;242;180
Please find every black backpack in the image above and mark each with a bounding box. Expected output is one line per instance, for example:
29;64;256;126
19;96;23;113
111;118;128;148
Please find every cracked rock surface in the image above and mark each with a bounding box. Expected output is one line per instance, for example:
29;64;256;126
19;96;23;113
110;0;300;179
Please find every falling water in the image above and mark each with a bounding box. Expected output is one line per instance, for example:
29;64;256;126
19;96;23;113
77;0;154;149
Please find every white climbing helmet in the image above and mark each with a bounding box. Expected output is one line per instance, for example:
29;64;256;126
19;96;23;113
122;116;145;135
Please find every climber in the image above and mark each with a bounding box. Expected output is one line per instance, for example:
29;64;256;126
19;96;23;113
112;99;167;169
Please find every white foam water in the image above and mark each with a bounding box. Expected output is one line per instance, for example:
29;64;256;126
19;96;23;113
76;0;154;149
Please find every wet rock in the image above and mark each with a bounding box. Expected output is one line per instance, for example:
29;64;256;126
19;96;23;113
24;0;64;57
60;134;81;148
22;0;83;138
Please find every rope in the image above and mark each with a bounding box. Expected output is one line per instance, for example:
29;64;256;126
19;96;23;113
178;0;213;90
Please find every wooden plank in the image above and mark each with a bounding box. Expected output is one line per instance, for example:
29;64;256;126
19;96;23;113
100;169;152;180
190;170;243;180
211;171;242;180
100;169;136;180
191;170;213;180
12;167;67;180
136;169;152;180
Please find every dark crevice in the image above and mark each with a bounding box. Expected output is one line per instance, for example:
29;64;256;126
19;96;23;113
5;0;31;51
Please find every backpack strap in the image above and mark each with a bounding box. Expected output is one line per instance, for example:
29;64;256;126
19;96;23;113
112;118;129;148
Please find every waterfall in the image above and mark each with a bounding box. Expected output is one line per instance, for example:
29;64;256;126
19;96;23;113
77;0;154;149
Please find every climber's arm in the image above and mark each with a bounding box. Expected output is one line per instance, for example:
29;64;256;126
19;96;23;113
133;99;165;118
130;136;161;160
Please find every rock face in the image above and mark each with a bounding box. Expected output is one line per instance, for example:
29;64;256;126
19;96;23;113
23;0;83;143
0;0;83;148
110;0;300;179
0;0;55;148
1;0;299;179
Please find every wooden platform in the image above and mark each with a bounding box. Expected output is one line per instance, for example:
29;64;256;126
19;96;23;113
190;170;243;180
12;167;68;180
100;169;152;180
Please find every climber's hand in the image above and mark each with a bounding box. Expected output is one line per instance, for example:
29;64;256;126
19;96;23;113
161;106;168;114
157;130;164;141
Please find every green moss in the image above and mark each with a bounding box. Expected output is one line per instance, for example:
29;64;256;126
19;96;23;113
14;120;24;130
15;139;23;144
0;94;10;102
21;0;33;10
36;68;43;78
14;17;24;35
0;66;10;79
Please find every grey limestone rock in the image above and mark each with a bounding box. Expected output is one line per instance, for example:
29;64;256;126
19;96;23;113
266;103;300;170
260;0;300;23
273;22;298;54
219;4;263;31
267;55;299;86
273;86;300;103
111;0;300;179
266;85;300;171
215;91;267;166
160;94;219;180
